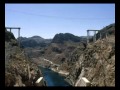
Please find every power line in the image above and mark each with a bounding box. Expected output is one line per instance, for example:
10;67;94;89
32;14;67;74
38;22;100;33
6;9;115;20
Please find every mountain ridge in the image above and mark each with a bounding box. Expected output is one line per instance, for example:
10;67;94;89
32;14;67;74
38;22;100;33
19;35;52;48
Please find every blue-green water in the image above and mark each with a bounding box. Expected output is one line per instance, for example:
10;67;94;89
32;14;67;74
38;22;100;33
39;66;71;86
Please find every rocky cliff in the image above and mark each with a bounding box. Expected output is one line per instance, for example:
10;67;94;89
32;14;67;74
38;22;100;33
52;33;86;43
66;23;115;86
5;30;46;86
19;23;115;87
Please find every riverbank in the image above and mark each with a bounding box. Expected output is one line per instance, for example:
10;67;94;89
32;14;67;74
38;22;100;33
33;58;71;86
51;67;69;76
50;67;73;86
39;66;71;86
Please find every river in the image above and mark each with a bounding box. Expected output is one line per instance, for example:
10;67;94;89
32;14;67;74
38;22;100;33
39;66;71;86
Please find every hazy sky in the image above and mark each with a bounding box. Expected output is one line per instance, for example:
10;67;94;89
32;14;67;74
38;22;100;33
5;4;115;39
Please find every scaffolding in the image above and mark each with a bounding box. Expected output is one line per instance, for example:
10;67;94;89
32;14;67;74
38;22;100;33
87;30;100;44
5;27;21;47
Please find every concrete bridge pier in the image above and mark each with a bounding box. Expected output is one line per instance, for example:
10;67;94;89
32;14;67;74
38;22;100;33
35;77;44;86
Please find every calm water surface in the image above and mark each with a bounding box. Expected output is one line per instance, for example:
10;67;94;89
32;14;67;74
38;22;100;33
39;66;71;86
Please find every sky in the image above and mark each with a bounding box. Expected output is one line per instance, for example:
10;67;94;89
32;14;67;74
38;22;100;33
5;4;115;39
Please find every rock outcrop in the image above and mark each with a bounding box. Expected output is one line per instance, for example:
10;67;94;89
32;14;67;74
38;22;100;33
5;30;46;86
18;23;115;87
67;34;115;86
52;33;86;43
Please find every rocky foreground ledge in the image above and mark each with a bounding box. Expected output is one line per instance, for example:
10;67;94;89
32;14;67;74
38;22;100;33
5;40;46;86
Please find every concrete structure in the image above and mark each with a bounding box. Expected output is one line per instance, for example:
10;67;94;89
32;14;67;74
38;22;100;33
27;64;31;80
5;27;21;47
87;30;100;44
75;77;91;86
80;77;91;86
35;77;44;86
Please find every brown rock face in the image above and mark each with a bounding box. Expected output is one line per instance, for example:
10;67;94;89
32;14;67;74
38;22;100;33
5;40;45;86
68;35;115;86
64;23;115;86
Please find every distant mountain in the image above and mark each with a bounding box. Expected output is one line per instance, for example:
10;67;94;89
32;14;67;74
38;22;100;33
19;33;89;48
30;36;44;42
18;36;52;48
52;33;86;43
